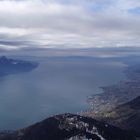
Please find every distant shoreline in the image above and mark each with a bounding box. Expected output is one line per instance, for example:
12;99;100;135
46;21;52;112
84;63;140;118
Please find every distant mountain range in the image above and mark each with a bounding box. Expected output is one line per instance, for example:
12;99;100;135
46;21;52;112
0;56;38;76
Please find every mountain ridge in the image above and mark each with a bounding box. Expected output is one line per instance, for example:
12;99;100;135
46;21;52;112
0;113;137;140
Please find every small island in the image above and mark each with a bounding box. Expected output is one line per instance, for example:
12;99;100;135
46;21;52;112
0;56;38;77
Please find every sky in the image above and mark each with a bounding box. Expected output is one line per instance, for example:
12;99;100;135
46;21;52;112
0;0;140;50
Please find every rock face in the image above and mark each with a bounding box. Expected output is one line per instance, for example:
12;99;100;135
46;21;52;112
0;56;38;76
0;114;136;140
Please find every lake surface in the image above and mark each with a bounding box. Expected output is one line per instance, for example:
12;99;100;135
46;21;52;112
0;56;126;130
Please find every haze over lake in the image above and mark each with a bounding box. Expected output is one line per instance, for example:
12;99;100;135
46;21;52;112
0;51;127;130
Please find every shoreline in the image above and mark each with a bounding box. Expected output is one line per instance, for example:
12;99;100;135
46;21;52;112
84;63;140;118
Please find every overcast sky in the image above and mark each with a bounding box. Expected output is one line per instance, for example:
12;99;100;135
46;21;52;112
0;0;140;49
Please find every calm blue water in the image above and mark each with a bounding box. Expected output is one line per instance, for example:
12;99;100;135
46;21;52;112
0;57;126;130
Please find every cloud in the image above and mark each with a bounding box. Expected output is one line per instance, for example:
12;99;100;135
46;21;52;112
0;0;140;49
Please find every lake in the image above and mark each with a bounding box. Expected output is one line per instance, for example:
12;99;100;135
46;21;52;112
0;56;126;130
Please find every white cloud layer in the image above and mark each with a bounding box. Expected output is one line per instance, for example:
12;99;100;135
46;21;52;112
0;0;140;49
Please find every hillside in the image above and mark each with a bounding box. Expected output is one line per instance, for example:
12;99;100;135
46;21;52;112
0;114;136;140
98;96;140;137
